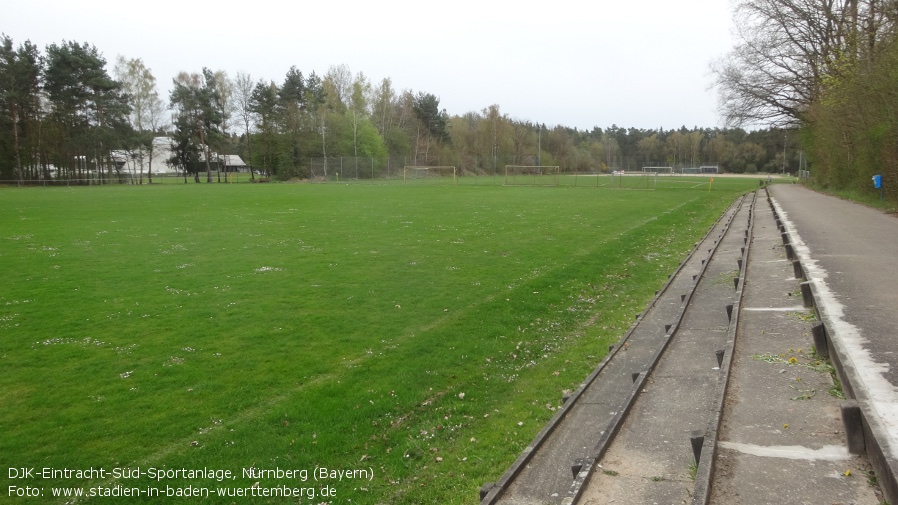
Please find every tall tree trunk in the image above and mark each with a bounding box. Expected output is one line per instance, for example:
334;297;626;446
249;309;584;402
414;124;421;165
244;117;254;180
196;116;212;182
11;107;24;185
147;141;154;184
320;112;328;177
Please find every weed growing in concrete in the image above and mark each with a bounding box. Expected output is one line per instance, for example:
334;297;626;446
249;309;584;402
789;385;817;400
808;349;846;399
754;350;847;399
713;270;740;286
788;310;817;322
829;375;846;399
688;460;698;481
866;470;879;487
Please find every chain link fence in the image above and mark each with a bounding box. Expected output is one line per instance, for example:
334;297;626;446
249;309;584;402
2;156;725;186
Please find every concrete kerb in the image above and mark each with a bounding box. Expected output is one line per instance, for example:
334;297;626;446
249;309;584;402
688;190;755;505
479;195;749;504
561;195;751;505
769;194;898;505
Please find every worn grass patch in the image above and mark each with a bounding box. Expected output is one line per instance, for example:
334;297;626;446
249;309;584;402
0;180;757;503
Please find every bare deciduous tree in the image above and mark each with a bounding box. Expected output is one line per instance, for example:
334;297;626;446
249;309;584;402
712;0;896;128
349;71;371;161
210;70;232;181
324;64;352;111
114;56;167;183
371;77;395;137
232;71;255;179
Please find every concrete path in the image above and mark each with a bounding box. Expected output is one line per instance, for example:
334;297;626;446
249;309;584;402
768;184;898;500
710;187;881;504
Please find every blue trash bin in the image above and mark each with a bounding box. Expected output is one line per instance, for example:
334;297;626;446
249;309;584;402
873;175;883;189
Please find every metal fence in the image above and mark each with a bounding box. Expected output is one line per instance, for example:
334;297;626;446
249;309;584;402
0;171;259;186
309;157;406;181
1;157;729;186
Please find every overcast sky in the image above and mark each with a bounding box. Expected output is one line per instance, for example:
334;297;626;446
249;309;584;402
5;0;736;131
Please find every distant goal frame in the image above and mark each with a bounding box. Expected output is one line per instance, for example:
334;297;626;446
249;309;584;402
403;166;457;185
503;165;561;186
610;170;659;190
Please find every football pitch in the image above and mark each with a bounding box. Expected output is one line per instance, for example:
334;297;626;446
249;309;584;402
0;178;758;504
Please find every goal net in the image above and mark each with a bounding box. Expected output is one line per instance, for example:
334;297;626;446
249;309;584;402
403;166;457;185
642;166;672;174
683;166;719;174
504;165;560;186
610;171;658;190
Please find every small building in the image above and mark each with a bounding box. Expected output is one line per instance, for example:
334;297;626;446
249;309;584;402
111;137;179;177
112;138;250;179
222;155;249;172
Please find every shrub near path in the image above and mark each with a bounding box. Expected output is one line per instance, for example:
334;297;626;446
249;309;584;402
0;180;756;504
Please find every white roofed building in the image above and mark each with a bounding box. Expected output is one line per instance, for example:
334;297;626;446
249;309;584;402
111;138;250;180
111;137;178;177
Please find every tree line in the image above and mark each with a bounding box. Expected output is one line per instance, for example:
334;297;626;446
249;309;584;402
713;0;898;202
2;33;810;185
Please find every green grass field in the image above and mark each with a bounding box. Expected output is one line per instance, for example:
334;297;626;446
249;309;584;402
1;178;758;503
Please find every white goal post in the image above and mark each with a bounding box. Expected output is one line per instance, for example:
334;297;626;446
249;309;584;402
504;165;560;186
642;166;673;174
610;170;658;190
403;166;457;185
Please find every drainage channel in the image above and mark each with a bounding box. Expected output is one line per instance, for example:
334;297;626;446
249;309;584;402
480;193;752;505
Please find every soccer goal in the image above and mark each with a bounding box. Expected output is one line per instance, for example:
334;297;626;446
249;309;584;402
403;166;457;185
504;165;560;186
611;171;658;190
643;166;673;175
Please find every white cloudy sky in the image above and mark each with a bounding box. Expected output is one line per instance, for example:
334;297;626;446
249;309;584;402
5;0;736;130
